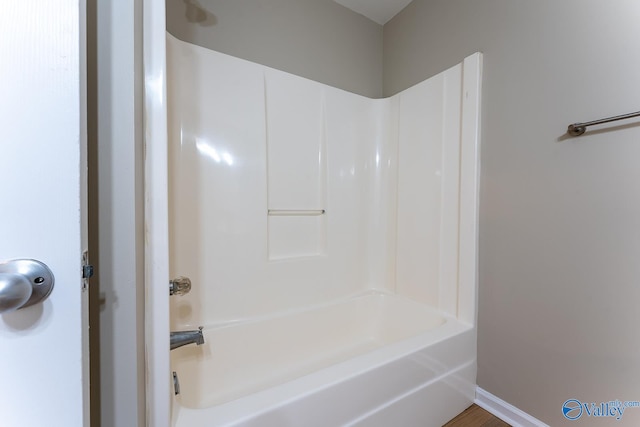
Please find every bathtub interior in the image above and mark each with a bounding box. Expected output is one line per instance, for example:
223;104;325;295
167;31;480;416
172;292;452;409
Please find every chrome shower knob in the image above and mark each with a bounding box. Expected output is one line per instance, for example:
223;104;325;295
169;276;191;296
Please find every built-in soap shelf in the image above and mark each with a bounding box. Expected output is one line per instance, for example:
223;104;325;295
267;209;326;261
268;209;326;216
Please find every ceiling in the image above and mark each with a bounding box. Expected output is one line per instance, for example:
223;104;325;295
333;0;413;25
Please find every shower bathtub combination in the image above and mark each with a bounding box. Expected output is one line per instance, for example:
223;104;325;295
167;34;482;426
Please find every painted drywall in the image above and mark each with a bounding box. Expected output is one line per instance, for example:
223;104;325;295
88;0;146;425
166;0;383;98
385;1;640;426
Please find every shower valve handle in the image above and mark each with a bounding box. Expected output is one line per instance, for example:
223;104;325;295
169;276;191;296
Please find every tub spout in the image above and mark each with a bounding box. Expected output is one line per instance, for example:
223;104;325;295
170;326;205;350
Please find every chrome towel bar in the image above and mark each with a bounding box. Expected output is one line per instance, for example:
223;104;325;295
568;110;640;136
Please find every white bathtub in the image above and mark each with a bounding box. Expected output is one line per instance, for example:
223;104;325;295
164;36;482;426
171;292;476;426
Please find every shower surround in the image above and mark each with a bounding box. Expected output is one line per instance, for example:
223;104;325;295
167;34;481;426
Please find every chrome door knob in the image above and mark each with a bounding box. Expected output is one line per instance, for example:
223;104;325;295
0;274;32;311
0;259;54;313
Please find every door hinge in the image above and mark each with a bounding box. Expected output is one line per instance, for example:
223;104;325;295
82;251;94;291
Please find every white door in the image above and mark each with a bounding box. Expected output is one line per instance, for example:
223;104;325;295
0;2;89;427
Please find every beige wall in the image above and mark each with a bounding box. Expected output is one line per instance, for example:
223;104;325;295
166;0;383;98
385;1;640;426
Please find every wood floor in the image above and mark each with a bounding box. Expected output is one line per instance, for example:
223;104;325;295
443;404;511;427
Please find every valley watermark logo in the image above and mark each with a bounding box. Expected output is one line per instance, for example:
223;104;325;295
562;399;640;421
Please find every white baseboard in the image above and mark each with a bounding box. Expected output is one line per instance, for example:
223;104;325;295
475;387;549;427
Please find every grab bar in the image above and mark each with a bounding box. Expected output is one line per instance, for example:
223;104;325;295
268;209;325;216
567;110;640;136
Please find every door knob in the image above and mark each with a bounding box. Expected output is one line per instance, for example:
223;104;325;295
0;259;54;313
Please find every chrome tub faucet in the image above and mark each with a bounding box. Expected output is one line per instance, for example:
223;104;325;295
170;326;205;350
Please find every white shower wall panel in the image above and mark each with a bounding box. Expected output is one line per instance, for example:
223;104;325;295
168;36;383;326
168;38;270;326
264;69;328;261
324;91;396;293
359;98;399;292
265;69;325;211
394;64;463;316
167;34;470;327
